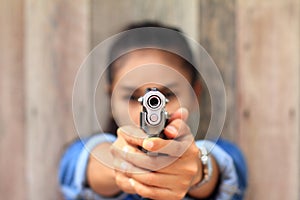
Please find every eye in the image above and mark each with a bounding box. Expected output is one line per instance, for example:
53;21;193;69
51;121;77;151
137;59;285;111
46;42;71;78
164;91;176;99
129;95;139;101
123;94;139;102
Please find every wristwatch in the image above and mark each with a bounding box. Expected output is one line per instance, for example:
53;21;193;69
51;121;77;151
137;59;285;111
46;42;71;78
190;146;213;190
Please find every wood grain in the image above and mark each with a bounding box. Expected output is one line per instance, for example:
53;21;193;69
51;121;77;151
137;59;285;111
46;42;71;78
0;0;26;199
24;0;90;199
237;0;300;199
91;0;199;45
199;0;237;141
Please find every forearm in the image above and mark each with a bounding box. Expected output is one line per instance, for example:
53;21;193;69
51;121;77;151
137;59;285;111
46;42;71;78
87;142;121;197
188;155;219;198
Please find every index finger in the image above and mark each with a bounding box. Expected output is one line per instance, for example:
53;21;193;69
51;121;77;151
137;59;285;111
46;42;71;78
117;125;147;147
168;107;189;122
142;135;194;157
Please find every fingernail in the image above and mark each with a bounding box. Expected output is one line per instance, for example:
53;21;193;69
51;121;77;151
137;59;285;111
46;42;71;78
165;125;177;135
129;178;135;187
143;140;154;149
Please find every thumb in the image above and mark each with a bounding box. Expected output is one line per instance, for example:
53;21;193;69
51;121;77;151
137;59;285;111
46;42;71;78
169;107;189;122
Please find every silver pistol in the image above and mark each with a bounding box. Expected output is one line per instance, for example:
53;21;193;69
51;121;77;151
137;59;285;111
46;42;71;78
138;88;169;138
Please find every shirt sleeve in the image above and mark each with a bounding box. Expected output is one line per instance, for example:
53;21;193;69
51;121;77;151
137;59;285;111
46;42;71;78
58;133;128;200
195;139;248;200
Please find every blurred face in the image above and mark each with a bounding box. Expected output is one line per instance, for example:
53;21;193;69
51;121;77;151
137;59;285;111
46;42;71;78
110;49;199;127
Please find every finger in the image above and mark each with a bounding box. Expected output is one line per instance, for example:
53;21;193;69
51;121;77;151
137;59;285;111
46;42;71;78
164;118;191;139
111;145;152;173
168;107;189;122
113;157;147;174
129;177;185;200
111;143;138;159
130;171;183;190
115;171;136;194
119;150;178;171
117;126;147;147
142;136;193;157
111;142;175;171
158;142;201;176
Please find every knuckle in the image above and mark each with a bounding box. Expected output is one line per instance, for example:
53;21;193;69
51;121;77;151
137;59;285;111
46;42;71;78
145;173;155;185
173;119;190;135
133;182;142;194
185;162;198;176
185;125;191;134
174;191;185;200
172;119;183;129
190;145;200;156
115;174;122;186
150;189;159;198
178;178;193;193
137;187;152;199
126;137;135;144
134;186;142;196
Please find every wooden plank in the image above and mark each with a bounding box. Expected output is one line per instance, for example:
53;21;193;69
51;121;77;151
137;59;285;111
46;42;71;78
0;0;26;199
237;0;300;199
91;0;199;45
24;0;90;199
199;0;237;141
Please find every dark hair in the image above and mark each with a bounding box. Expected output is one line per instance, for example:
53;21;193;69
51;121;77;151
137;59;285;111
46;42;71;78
107;21;198;86
105;21;199;134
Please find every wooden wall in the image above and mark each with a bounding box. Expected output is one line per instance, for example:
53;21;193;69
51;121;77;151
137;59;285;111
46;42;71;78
0;0;26;199
24;1;90;199
1;0;90;200
236;0;300;199
0;0;299;199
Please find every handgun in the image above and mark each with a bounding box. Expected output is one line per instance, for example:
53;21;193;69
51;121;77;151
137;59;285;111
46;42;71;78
138;88;169;139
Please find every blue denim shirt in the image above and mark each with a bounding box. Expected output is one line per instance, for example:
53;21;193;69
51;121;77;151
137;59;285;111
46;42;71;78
58;134;247;200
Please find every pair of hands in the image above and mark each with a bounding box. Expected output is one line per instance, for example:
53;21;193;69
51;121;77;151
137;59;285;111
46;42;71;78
111;108;203;200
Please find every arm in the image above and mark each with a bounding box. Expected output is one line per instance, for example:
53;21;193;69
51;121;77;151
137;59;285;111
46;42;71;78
86;142;121;197
215;139;248;200
58;134;122;200
59;138;88;199
192;139;248;200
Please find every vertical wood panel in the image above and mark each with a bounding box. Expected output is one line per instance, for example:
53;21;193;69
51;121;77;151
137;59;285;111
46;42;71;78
24;0;90;199
0;0;26;199
199;0;237;141
91;0;199;45
237;0;300;199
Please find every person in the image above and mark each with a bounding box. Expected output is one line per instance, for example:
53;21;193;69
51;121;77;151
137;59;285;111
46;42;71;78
59;22;247;200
